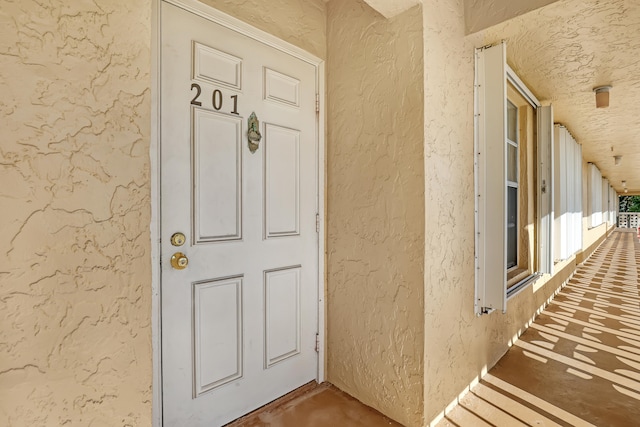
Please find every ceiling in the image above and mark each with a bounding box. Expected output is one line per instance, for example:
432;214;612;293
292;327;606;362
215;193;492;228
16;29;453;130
483;0;640;194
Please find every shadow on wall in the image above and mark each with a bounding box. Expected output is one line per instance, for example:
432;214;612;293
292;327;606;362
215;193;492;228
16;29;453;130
437;230;640;427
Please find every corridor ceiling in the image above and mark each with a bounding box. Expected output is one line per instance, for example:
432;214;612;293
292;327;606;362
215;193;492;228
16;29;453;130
484;0;640;195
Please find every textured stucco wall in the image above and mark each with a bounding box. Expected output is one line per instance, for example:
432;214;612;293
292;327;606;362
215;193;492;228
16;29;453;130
481;0;640;193
326;1;425;426
198;0;326;59
423;0;611;424
464;0;561;34
1;0;326;425
363;0;421;19
0;0;153;425
423;1;483;421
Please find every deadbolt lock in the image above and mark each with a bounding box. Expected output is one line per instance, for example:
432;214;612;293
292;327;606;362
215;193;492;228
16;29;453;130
170;252;189;270
170;232;186;247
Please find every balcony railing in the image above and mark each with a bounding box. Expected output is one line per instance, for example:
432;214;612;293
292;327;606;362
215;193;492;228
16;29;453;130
617;212;640;229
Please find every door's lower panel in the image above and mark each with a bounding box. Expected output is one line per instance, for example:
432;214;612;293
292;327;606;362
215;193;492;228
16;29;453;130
193;276;243;397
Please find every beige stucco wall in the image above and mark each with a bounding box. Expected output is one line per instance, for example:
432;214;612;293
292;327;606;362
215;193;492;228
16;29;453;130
464;0;561;34
199;0;326;60
0;0;153;425
423;0;612;424
3;0;618;425
423;1;483;421
326;1;425;426
0;0;326;425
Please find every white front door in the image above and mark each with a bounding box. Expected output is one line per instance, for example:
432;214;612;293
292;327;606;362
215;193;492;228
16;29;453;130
160;2;319;425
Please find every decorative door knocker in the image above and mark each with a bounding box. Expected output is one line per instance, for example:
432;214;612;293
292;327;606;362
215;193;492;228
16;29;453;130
247;112;262;153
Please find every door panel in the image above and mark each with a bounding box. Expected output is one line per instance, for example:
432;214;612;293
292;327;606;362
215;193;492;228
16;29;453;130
264;68;300;107
160;2;318;425
193;109;242;242
264;124;300;238
193;276;243;396
264;266;301;368
193;42;243;90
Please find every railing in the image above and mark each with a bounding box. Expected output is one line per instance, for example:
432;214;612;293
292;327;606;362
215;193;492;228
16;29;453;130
618;212;640;229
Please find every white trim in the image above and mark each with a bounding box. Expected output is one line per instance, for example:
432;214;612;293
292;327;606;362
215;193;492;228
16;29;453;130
151;0;162;425
506;273;541;300
473;48;481;315
316;61;326;383
588;162;604;228
475;42;545;316
536;106;554;274
474;42;508;315
151;1;326;424
163;0;322;66
506;64;540;108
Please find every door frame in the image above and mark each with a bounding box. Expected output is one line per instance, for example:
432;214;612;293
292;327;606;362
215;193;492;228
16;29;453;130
150;0;326;424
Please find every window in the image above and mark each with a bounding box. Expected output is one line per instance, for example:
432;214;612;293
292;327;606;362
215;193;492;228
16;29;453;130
505;85;538;286
474;41;550;314
506;101;518;269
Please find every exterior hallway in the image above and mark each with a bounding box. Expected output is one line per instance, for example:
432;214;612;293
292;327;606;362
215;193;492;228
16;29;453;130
225;383;402;427
228;229;640;427
437;229;640;427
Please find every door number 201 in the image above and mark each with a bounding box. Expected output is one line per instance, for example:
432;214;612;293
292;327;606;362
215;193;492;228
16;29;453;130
191;83;238;115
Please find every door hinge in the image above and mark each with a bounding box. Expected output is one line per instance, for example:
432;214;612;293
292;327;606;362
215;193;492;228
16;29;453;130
316;213;320;233
315;333;320;353
315;94;320;113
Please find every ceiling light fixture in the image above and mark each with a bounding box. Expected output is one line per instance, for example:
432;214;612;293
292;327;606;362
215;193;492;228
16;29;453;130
614;155;622;165
622;180;627;186
593;85;612;108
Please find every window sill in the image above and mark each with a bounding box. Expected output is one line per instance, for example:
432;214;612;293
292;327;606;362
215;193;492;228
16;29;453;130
507;272;541;300
587;222;605;230
507;268;529;286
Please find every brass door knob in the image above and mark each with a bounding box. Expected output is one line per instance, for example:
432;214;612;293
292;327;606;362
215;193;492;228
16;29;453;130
170;252;188;270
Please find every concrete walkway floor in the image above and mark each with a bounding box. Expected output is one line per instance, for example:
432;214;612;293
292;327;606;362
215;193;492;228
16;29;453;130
227;229;640;427
438;229;640;427
225;382;402;427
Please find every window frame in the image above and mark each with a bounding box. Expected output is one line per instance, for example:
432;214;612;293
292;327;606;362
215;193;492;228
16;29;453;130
506;99;519;270
474;41;544;315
